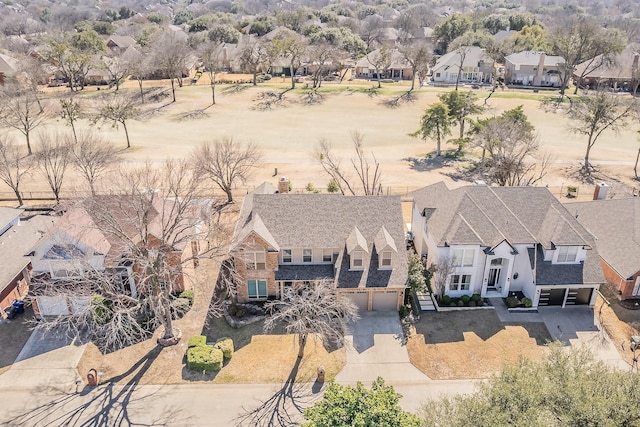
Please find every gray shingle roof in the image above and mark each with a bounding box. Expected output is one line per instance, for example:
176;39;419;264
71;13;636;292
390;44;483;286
275;264;335;281
233;191;408;290
411;183;594;249
505;51;565;67
528;246;603;285
567;198;640;279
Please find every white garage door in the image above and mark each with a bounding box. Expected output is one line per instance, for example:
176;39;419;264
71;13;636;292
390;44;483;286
372;291;399;311
342;291;369;312
36;296;70;316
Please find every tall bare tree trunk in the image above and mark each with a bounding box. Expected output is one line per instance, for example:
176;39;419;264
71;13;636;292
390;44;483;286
170;78;176;103
14;189;23;206
297;332;307;358
122;122;131;149
138;78;144;103
634;146;640;179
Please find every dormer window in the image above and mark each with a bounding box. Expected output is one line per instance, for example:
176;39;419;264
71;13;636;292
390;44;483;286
303;249;312;263
380;250;392;268
323;249;333;263
556;246;578;263
282;249;292;263
351;251;364;269
245;250;266;270
452;249;474;267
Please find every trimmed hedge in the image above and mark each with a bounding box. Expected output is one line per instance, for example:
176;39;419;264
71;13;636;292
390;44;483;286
188;335;207;348
187;345;223;371
179;290;194;305
214;337;234;360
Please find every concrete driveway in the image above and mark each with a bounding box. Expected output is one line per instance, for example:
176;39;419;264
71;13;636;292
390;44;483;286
0;326;85;392
537;306;629;370
335;312;431;384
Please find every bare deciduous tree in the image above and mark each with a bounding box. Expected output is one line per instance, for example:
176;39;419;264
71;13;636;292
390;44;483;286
33;160;227;351
240;36;269;86
193;137;262;204
314;131;383;196
199;41;225;105
366;45;390;89
102;50;132;91
35;131;71;203
151;31;190;102
0;135;33;206
0;86;50;155
568;91;635;173
270;30;308;89
263;280;359;358
92;92;139;149
399;41;432;91
70;130;121;195
430;257;454;299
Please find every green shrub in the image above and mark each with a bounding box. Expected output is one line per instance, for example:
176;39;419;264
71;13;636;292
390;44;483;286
468;300;477;307
327;179;340;193
215;337;234;360
172;297;191;315
399;305;407;317
179;290;194;305
457;300;465;307
228;304;237;316
506;296;518;308
460;295;470;304
450;302;457;307
441;295;451;305
91;294;112;325
477;300;484;307
521;297;532;308
188;335;207;348
471;293;481;302
236;308;246;318
187;345;223;371
305;182;319;193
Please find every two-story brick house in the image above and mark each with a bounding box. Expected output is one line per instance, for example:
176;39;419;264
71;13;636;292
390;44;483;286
230;182;408;311
411;182;603;307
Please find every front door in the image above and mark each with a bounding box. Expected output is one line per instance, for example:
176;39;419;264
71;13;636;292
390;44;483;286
487;258;503;291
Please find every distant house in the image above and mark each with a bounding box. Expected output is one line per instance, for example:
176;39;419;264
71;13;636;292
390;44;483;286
0;52;19;85
504;51;565;87
106;35;138;53
230;181;408;311
567;197;640;299
573;44;640;93
28;196;202;317
0;208;54;318
431;46;494;85
355;48;413;81
494;30;516;42
411;182;603;307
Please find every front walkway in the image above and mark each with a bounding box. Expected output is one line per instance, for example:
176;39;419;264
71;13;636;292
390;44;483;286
335;312;431;384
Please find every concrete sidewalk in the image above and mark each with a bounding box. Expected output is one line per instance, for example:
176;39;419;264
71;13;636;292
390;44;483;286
335;312;431;384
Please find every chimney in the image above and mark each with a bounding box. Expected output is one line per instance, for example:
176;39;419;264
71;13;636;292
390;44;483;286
533;52;545;85
593;182;609;200
278;176;289;194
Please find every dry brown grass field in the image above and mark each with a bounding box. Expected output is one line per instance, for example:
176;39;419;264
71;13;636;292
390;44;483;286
3;78;639;201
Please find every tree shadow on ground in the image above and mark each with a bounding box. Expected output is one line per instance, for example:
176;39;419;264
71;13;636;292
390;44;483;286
172;107;212;122
381;90;417;108
414;311;506;344
252;88;293;110
503;322;553;345
403;153;458;172
563;163;627;186
221;84;250;95
299;89;329;106
234;356;323;427
2;345;192;426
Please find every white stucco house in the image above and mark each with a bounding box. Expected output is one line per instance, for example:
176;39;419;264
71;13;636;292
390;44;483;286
410;182;603;307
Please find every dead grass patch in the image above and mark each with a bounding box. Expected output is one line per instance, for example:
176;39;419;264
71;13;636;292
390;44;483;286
596;294;640;367
407;310;551;379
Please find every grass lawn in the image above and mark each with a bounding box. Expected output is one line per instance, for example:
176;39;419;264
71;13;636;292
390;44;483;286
201;317;345;384
0;306;34;376
407;310;552;380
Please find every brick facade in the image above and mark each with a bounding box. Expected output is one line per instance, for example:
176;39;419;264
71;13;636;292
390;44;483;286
600;258;640;299
232;233;278;302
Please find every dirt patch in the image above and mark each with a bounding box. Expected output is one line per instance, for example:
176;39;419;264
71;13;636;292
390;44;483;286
407;310;551;379
0;306;34;376
594;292;640;367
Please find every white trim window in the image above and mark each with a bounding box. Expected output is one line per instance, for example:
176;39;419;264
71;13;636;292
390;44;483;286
556;246;578;263
452;249;474;267
323;249;333;263
351;250;364;269
449;274;471;291
282;249;292;263
303;249;313;263
380;250;392;268
248;279;267;299
245;250;266;270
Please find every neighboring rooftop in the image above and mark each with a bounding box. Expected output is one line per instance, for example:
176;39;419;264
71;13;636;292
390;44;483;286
505;51;565;66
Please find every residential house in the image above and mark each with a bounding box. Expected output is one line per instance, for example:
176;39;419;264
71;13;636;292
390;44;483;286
0;208;55;318
504;51;565;87
430;46;494;85
28;196;203;317
0;52;19;85
573;44;640;93
567;197;640;299
355;48;413;81
411;182;603;307
106;35;138;53
230;181;408;311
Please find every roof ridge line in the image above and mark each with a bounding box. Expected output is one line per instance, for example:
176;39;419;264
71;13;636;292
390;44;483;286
464;190;506;243
487;187;537;243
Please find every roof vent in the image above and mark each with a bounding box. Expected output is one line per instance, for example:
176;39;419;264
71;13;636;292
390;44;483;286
474;180;487;186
